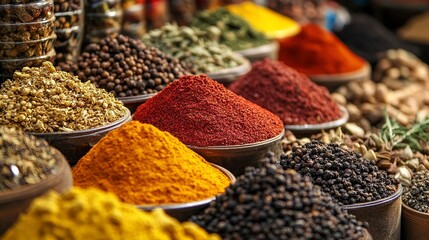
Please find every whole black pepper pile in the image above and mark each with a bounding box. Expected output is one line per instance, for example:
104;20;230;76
403;171;429;213
57;34;189;97
280;140;398;205
191;157;367;240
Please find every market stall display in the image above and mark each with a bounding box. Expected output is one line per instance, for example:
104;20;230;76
0;126;72;234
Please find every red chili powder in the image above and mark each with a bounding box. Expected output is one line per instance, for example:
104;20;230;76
133;75;284;146
229;59;342;125
278;23;365;75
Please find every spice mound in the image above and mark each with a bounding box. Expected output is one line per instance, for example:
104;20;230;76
57;34;189;97
279;23;365;75
0;61;127;133
191;158;367;239
72;121;230;204
280;140;399;205
229;59;341;125
191;8;269;51
133;74;284;146
403;171;429;213
142;24;245;74
0;126;64;191
2;188;220;240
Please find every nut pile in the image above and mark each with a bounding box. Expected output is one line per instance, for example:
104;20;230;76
334;49;429;130
143;23;246;74
58;34;189;97
280;140;399;205
0;126;64;191
191;158;367;239
0;61;127;133
403;171;429;213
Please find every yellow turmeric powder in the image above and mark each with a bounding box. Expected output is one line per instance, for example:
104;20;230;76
2;188;220;240
72;121;230;204
226;2;301;39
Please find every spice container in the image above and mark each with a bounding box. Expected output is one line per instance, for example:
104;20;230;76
0;16;55;42
169;0;195;26
343;186;402;240
121;0;145;39
54;9;83;29
138;164;235;221
235;41;279;63
402;204;429;240
0;0;54;23
54;26;82;63
0;34;56;59
84;11;122;45
206;58;251;85
85;0;121;13
145;0;169;30
188;129;284;175
117;93;156;113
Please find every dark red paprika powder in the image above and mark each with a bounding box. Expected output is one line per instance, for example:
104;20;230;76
229;59;342;125
133;74;284;146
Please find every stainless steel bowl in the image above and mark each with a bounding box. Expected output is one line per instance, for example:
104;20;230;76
117;93;157;114
188;129;285;176
30;109;131;166
284;105;349;138
235;41;279;63
136;164;235;221
207;58;251;86
343;185;403;240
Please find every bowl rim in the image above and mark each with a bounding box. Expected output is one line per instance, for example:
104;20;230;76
206;57;251;80
0;155;70;203
187;128;285;150
402;198;429;216
342;184;403;210
308;61;370;82
29;108;130;137
136;163;236;210
284;105;349;131
117;92;157;103
235;41;278;56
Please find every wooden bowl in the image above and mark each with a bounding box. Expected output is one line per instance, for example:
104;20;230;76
0;156;73;234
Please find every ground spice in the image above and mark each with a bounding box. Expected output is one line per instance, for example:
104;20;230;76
279;23;366;75
2;188;220;240
72;121;230;204
133;74;284;146
0;126;64;191
229;59;341;125
226;2;300;39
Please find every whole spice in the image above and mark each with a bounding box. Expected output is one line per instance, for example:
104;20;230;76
225;2;300;39
72;121;230;204
0;61;127;133
142;23;245;74
121;0;145;38
54;27;83;64
83;11;122;46
229;59;341;125
280;140;399;205
0;0;54;23
191;8;269;51
133;75;284;146
279;23;366;75
54;0;81;12
2;188;220;240
267;0;325;25
58;34;189;97
403;171;429;213
191;158;367;239
0;126;64;191
169;0;195;26
0;17;55;42
85;0;120;13
0;34;55;59
335;13;420;64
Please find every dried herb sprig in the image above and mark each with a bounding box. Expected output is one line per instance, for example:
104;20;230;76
381;112;429;151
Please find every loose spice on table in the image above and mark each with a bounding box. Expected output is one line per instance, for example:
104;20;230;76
0;126;64;191
142;23;245;74
229;59;341;125
225;2;300;39
72;121;230;205
278;23;366;75
191;158;367;239
133;74;284;146
2;188;220;240
58;34;189;97
280;140;399;205
191;8;269;51
403;170;429;213
0;61;127;133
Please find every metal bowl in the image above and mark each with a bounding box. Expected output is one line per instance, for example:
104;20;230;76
401;202;429;240
207;58;251;86
343;185;403;240
136;164;235;221
30;109;131;166
117;93;157;114
284;105;349;138
235;41;279;63
0;156;72;235
188;129;285;176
